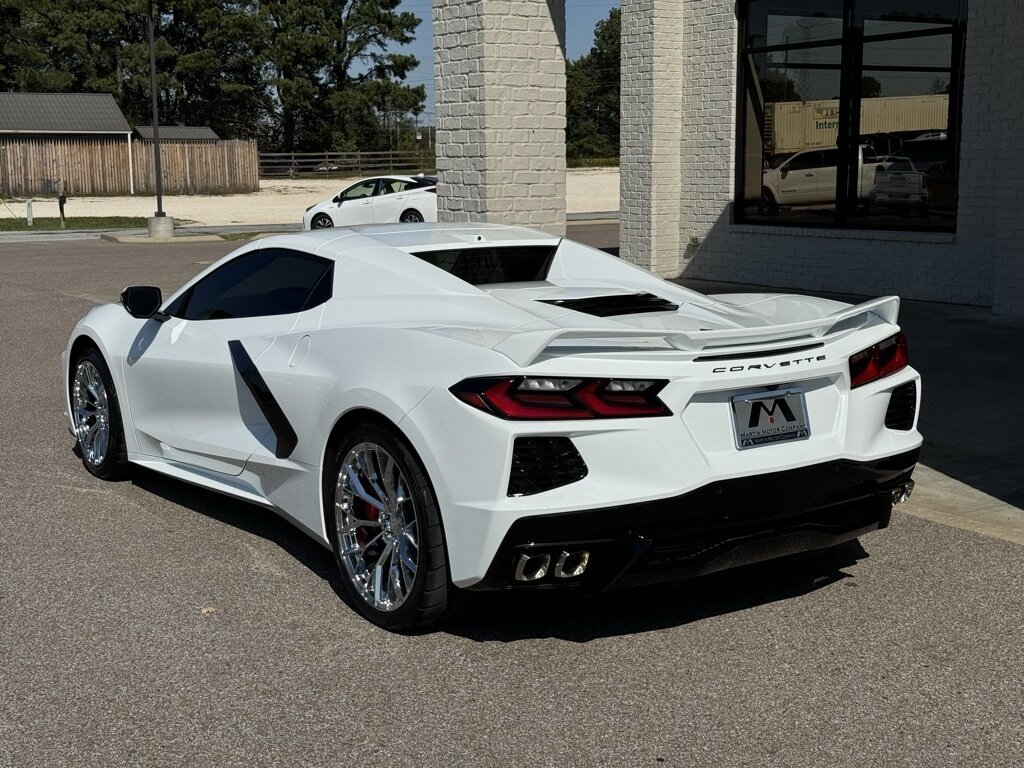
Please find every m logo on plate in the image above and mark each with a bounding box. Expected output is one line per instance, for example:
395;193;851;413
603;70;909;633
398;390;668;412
731;388;811;450
747;397;797;429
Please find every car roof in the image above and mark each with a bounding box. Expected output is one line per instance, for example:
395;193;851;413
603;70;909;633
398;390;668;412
255;223;562;262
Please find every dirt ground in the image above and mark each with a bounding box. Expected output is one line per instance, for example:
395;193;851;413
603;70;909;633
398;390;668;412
4;168;619;227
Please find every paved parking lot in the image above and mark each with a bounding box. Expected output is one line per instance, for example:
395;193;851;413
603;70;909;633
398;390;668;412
2;234;1023;767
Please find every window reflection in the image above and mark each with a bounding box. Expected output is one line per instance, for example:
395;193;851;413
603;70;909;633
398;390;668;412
737;0;967;231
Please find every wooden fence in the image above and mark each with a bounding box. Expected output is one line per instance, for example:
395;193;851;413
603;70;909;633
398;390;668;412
0;137;260;197
259;150;436;178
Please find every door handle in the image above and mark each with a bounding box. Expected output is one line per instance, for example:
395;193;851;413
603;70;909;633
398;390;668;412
804;173;815;177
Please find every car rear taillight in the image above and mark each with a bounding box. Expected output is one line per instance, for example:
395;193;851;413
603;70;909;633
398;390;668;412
427;187;437;194
849;332;908;388
450;377;671;419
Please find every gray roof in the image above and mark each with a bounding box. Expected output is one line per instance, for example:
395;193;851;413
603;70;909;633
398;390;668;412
135;125;220;141
0;93;131;134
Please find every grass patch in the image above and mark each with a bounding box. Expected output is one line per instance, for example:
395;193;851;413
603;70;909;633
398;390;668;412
218;231;264;242
0;216;148;232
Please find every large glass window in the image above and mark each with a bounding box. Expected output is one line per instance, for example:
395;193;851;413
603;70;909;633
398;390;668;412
736;0;967;231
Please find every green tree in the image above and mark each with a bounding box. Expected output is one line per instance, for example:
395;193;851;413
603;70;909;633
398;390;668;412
0;0;425;151
760;74;802;103
263;0;424;151
861;75;882;98
566;8;619;160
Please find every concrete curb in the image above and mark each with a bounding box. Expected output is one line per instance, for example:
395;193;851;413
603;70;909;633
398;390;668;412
99;233;226;244
901;465;1024;546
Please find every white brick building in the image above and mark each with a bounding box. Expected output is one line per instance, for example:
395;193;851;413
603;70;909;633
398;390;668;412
434;0;1024;316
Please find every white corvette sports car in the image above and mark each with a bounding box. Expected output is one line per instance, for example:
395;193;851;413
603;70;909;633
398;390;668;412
302;175;437;230
63;224;922;630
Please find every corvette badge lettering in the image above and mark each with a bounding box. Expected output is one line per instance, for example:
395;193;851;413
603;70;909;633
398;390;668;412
712;354;827;373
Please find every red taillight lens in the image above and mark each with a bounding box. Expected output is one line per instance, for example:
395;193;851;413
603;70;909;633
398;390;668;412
849;332;908;388
450;377;671;420
427;187;437;194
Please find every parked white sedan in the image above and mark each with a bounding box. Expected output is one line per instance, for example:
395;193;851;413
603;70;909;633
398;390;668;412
302;175;437;229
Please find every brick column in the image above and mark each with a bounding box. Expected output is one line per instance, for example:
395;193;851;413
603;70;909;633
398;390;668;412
433;0;567;235
619;0;684;275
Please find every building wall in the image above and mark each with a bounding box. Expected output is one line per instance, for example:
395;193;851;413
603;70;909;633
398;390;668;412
433;0;567;233
619;0;683;273
622;0;1024;316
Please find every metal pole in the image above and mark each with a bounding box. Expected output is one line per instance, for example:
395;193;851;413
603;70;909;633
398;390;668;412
148;0;165;217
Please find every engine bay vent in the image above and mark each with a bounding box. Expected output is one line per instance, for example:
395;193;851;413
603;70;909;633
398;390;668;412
539;292;679;317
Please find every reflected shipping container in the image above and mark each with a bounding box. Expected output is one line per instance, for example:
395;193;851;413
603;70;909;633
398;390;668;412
767;95;949;154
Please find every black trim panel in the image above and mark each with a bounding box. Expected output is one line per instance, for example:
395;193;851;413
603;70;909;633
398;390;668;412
469;449;920;591
228;340;298;459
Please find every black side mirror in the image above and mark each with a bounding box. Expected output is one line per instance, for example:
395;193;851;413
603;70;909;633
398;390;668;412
121;286;164;319
780;167;789;179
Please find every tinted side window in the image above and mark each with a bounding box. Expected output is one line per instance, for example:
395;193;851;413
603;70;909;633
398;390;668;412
341;180;378;200
787;151;823;171
173;248;333;320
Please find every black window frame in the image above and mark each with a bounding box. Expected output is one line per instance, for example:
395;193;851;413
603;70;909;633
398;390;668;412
734;0;968;233
166;247;334;321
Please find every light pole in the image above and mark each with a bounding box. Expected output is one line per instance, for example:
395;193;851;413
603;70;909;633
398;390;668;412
147;0;171;237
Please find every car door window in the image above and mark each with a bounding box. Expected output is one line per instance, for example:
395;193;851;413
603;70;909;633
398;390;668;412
169;248;333;320
340;180;378;201
819;149;839;168
379;179;417;196
787;151;823;171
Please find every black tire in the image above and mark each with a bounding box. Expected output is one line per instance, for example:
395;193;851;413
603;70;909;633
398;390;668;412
311;213;334;229
325;421;459;631
69;346;129;480
399;209;424;223
759;189;778;216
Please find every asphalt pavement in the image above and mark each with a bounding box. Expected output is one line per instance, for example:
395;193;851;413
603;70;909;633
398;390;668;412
2;231;1023;767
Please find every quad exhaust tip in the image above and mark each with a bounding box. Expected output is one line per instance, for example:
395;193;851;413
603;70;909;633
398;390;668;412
514;550;590;582
514;553;550;582
891;480;915;505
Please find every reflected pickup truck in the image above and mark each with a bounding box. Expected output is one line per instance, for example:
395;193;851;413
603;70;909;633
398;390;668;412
869;157;928;216
762;145;879;212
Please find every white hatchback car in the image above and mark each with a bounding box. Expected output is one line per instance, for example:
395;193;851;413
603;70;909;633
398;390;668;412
302;175;437;229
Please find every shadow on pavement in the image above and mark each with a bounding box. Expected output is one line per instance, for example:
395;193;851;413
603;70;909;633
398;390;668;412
130;465;867;640
446;542;866;642
678;279;1024;510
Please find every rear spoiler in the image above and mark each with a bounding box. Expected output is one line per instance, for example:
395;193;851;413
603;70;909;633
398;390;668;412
492;296;900;367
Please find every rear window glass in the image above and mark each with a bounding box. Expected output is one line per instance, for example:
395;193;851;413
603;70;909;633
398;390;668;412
412;246;556;285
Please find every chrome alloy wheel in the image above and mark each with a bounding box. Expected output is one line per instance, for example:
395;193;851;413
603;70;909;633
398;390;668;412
334;442;420;612
71;360;110;467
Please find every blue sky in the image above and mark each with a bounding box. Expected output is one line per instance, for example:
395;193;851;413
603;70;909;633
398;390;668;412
391;0;620;123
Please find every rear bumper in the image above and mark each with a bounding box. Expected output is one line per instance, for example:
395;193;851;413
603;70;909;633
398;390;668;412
466;448;919;592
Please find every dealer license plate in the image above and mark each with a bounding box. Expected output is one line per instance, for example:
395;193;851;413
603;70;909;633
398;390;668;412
731;388;811;450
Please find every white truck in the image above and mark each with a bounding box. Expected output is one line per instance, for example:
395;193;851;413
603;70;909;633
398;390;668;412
761;145;880;213
869;157;929;215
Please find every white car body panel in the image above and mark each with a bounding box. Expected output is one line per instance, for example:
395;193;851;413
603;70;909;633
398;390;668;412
63;224;922;589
